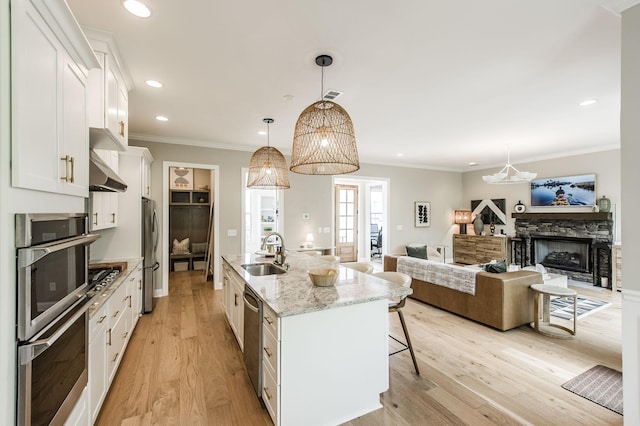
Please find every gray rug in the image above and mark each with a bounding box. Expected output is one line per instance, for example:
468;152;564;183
549;296;610;320
562;365;623;415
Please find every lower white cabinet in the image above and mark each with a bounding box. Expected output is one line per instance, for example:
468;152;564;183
222;260;244;349
88;263;142;423
64;387;88;426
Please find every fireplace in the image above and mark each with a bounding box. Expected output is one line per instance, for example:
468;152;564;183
513;212;613;286
531;236;592;273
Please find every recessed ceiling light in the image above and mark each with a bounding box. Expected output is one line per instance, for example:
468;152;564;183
123;0;151;18
469;162;478;166
145;80;163;88
396;153;404;157
283;95;294;101
155;115;168;122
579;99;597;107
258;131;267;135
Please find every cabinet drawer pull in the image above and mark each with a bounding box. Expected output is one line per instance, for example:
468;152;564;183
123;331;128;339
97;315;107;324
263;347;272;358
262;386;272;400
112;353;119;363
119;120;125;137
128;295;132;308
111;213;116;223
138;279;142;290
234;293;239;306
93;213;98;226
263;315;273;325
112;310;120;318
108;329;112;346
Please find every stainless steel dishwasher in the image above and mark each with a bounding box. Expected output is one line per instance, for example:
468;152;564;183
243;285;263;398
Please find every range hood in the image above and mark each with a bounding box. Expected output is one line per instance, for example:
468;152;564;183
89;150;127;192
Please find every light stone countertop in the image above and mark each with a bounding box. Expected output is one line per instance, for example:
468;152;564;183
222;251;412;317
87;258;143;318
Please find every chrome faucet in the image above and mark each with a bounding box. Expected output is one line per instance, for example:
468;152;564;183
262;232;286;266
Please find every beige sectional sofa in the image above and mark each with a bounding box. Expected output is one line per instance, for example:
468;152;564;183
384;255;542;331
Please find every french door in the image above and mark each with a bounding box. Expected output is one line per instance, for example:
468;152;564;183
335;185;358;262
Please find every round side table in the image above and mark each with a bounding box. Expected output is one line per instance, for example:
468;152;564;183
530;284;578;339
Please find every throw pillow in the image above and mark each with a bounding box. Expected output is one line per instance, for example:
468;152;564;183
426;246;444;261
484;260;507;273
405;244;427;259
172;237;190;255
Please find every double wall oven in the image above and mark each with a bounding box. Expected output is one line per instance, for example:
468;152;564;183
16;213;99;426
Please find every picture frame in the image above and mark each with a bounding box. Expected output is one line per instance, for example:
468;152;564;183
530;174;596;207
414;202;431;227
471;199;506;225
169;167;194;190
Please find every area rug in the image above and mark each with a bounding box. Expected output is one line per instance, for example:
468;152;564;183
562;365;623;415
549;296;610;320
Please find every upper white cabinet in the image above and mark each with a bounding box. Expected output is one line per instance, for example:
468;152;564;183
90;149;119;231
11;0;100;197
85;29;131;151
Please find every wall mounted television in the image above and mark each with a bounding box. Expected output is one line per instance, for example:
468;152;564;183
530;174;596;207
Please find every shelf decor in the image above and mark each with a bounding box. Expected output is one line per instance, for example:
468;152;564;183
169;167;193;190
415;202;431;227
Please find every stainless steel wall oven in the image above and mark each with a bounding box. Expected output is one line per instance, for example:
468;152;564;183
16;213;99;425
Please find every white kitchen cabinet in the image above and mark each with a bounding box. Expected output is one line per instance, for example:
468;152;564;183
85;29;130;151
10;0;99;197
88;302;108;423
90;149;119;230
222;260;244;349
63;387;88;426
88;263;143;422
141;151;153;197
261;301;388;426
127;265;143;329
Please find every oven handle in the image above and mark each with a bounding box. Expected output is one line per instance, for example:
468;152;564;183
18;300;89;365
18;233;100;268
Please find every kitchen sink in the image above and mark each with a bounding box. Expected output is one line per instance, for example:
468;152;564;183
241;263;287;276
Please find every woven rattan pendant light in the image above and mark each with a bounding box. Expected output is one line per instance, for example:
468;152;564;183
290;55;359;175
247;118;290;189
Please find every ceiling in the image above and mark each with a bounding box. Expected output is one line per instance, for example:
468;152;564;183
67;0;625;172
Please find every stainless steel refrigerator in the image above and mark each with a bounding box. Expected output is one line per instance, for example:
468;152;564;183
142;197;159;313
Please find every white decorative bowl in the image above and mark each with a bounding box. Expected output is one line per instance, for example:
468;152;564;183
308;268;339;287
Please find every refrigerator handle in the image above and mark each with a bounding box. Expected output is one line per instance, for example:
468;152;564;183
152;209;159;252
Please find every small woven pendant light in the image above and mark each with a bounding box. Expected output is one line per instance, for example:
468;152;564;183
290;55;359;175
247;118;290;189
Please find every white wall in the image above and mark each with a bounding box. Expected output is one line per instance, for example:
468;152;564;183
461;149;621;239
621;4;640;424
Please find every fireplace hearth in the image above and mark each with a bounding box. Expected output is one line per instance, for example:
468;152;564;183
513;212;613;287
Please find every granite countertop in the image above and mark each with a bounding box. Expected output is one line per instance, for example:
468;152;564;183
222;252;412;317
87;258;143;318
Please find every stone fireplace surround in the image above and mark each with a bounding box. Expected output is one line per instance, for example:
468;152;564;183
513;212;613;286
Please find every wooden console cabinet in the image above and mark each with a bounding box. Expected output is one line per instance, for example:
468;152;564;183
453;234;508;264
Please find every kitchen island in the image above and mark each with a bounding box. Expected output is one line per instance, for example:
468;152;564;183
222;252;412;426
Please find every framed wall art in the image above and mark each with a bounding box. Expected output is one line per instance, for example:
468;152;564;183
471;199;506;225
530;174;596;207
414;201;431;227
169;167;194;190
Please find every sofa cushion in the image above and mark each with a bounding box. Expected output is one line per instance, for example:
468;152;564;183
405;244;427;259
427;246;444;261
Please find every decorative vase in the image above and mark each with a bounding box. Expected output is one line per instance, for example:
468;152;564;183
514;200;526;213
473;216;484;235
597;195;611;213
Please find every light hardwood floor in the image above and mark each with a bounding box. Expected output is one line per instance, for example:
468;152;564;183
97;272;622;425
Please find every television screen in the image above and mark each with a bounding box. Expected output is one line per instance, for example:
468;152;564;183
530;174;596;207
